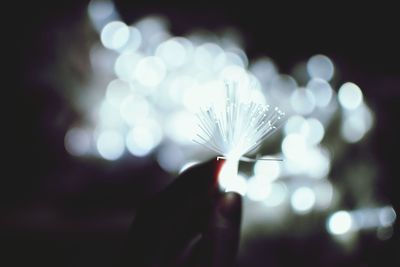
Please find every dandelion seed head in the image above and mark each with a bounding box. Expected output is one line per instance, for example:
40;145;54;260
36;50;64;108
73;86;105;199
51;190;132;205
194;82;284;190
195;83;284;159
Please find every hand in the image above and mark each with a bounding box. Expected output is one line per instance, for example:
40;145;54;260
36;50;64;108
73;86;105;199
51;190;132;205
119;159;242;267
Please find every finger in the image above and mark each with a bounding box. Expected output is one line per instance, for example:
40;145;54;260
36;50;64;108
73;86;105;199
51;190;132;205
119;158;223;267
191;192;242;267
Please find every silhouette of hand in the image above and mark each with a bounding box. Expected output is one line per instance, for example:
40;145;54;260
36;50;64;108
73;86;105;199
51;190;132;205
119;159;242;267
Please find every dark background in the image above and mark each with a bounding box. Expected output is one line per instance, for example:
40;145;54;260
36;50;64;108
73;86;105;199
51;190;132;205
4;0;399;266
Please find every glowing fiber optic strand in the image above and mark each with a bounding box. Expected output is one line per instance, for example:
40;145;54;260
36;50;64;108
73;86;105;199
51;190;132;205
195;84;285;191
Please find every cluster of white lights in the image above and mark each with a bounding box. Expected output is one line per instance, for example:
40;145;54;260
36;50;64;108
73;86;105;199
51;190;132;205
63;1;388;240
72;0;278;168
326;206;396;238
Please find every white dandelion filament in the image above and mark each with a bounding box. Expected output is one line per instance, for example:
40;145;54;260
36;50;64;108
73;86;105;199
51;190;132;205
195;84;285;191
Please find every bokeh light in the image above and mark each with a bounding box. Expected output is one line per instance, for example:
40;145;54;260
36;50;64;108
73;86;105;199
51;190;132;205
338;82;363;110
88;0;118;31
327;211;354;235
282;134;307;160
307;78;333;107
247;175;271;201
122;26;142;52
156;37;189;68
114;52;143;81
126;122;162;157
253;159;281;181
263;182;287;207
65;127;91;156
134;56;167;87
301;118;325;145
100;21;130;50
105;79;131;107
96;130;125;160
307;54;334;81
290;88;316;115
290;187;316;214
379;206;397;227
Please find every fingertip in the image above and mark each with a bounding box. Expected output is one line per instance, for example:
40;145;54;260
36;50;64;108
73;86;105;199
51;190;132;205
218;192;242;222
197;192;242;267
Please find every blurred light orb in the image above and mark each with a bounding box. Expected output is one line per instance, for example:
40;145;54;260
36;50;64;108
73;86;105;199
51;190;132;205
157;144;185;173
377;226;394;240
101;21;130;50
341;115;367;143
291;187;316;214
114;52;142;81
156;38;187;68
182;86;205;112
135;56;166;87
338;82;363;110
263;182;287;207
146;31;171;54
213;52;245;71
314;181;334;210
65;128;91;156
359;104;374;130
213;52;228;70
282;134;307;160
88;0;116;31
379;206;396;227
250;57;277;86
135;16;168;43
301;118;325;145
341;103;374;143
284;115;306;135
327;211;353;235
271;75;297;99
105;79;131;107
223;51;246;68
305;147;331;179
96;130;124;160
165;111;199;145
307;54;334;81
98;100;124;128
121;26;142;52
88;0;115;21
126;123;162;157
194;43;224;70
247;176;271;201
254;159;281;181
290;88;316;115
119;94;150;126
168;75;196;104
226;47;248;67
307;78;333;107
183;81;224;112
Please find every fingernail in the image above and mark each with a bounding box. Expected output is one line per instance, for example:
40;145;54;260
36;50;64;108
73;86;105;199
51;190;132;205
219;192;242;221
